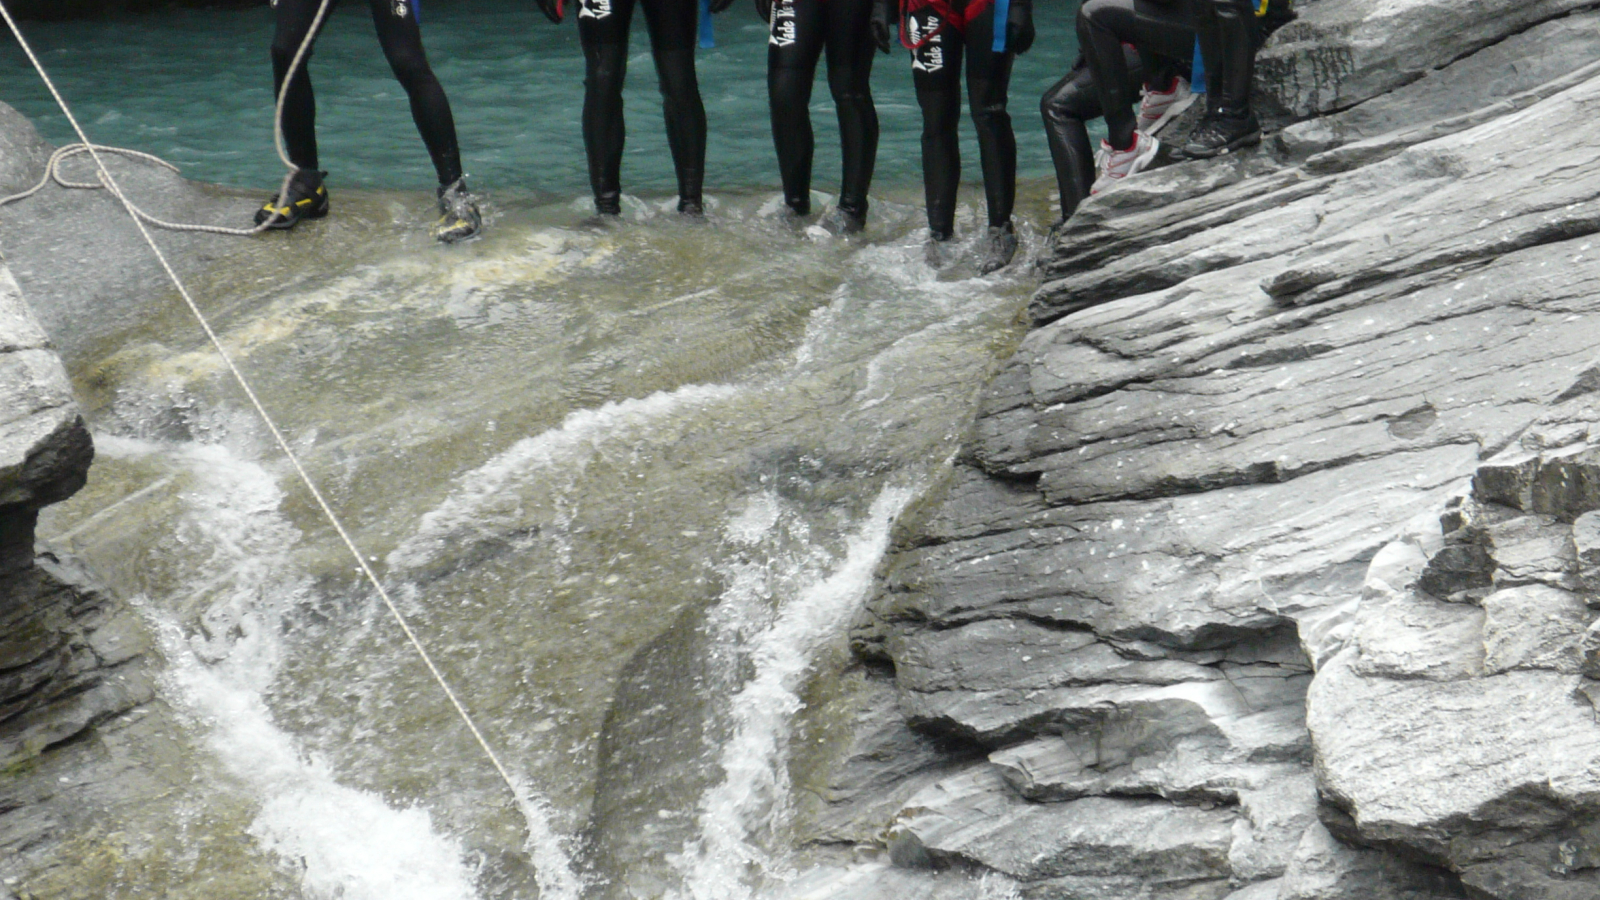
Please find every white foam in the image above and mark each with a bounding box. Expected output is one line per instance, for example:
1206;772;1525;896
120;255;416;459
670;485;916;900
388;383;742;571
116;435;487;900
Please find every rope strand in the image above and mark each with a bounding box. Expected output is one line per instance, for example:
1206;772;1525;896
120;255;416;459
0;0;536;833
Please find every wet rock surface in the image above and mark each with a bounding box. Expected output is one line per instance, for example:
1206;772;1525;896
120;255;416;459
808;3;1600;898
0;249;165;894
0;241;90;576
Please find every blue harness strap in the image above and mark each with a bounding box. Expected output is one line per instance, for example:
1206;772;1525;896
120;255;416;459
699;0;715;48
990;0;1010;52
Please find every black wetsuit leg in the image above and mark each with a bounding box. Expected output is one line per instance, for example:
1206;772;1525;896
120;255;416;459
1041;45;1146;222
1075;0;1193;150
639;0;707;209
270;0;464;184
768;0;826;216
578;0;640;214
578;0;706;213
367;0;464;185
908;4;965;239
270;0;337;173
825;0;878;220
1193;0;1257;113
961;1;1015;230
768;0;878;218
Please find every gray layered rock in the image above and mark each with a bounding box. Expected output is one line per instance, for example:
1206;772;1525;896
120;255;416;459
0;216;155;887
0;244;91;576
1257;0;1598;117
1310;415;1600;900
829;7;1600;899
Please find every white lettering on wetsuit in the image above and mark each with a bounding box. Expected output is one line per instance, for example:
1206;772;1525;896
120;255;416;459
580;0;614;19
769;0;797;47
910;16;945;73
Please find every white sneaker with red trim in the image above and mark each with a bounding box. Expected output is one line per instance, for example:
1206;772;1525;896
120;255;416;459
1091;132;1160;195
1136;77;1194;137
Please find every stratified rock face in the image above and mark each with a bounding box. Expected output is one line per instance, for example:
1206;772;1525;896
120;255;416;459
0;553;155;771
1311;414;1600;900
1257;0;1598;117
0;250;91;576
847;6;1600;899
0;228;153;864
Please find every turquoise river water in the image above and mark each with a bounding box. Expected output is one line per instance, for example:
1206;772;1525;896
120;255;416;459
0;0;1087;197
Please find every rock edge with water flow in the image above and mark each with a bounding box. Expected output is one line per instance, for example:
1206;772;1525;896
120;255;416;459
801;3;1600;900
8;1;1600;897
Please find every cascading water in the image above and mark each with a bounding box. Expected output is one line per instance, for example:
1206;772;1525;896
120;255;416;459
32;188;1037;899
2;5;1080;890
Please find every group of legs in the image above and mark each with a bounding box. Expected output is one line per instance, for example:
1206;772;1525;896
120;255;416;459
256;0;1282;257
254;0;1036;271
1042;0;1284;224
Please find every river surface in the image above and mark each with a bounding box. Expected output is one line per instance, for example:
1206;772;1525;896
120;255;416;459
0;0;1091;195
2;4;1074;897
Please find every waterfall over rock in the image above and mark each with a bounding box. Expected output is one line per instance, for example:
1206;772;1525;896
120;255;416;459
7;0;1600;898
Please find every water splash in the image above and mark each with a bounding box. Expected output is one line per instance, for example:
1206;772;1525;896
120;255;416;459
106;436;486;900
669;485;916;900
387;383;742;572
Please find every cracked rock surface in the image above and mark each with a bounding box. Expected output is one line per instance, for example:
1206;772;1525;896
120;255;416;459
803;3;1600;899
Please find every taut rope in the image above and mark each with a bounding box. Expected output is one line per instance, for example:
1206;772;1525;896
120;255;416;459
0;7;574;893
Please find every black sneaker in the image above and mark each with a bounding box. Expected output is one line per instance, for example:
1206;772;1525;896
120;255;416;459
678;197;706;218
1181;109;1262;159
433;178;483;243
977;221;1018;274
254;169;328;229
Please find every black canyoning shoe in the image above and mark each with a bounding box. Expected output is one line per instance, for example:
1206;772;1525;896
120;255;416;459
254;169;329;229
977;221;1018;274
433;178;483;244
1181;109;1262;159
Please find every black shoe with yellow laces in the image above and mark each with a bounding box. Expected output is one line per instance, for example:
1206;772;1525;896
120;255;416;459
433;178;483;244
254;169;329;229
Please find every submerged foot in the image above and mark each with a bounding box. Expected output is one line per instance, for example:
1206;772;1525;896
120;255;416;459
817;205;866;237
678;197;706;219
924;230;957;269
253;168;328;230
433;178;483;244
977;221;1018;274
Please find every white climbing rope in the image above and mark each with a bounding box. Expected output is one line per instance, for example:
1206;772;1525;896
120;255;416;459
0;0;540;835
0;0;330;234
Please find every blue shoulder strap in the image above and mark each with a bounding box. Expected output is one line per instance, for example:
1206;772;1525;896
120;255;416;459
700;0;715;48
991;0;1011;52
